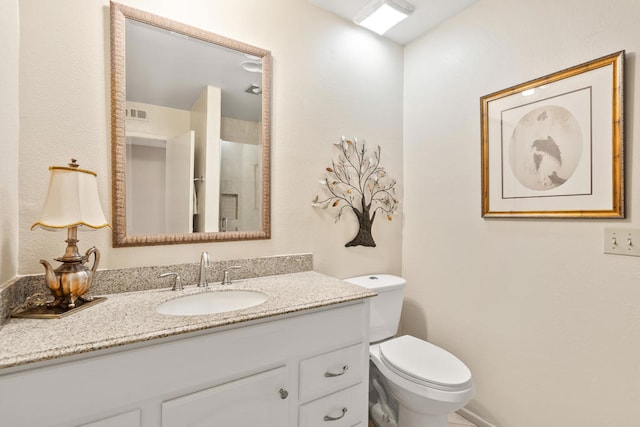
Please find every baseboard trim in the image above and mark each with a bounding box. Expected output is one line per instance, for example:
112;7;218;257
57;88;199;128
457;408;498;427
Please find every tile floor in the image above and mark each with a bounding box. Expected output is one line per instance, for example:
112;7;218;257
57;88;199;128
369;412;477;427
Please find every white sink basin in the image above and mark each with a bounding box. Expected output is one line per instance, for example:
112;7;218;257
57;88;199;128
156;290;268;316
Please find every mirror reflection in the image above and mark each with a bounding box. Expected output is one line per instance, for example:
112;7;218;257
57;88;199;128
110;2;271;246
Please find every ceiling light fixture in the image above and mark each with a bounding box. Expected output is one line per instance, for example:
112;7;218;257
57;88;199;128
241;61;262;73
353;0;415;35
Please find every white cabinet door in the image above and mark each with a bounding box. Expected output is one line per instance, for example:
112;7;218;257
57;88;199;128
79;409;141;427
162;366;289;427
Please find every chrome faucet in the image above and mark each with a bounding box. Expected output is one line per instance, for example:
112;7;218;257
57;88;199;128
198;251;211;287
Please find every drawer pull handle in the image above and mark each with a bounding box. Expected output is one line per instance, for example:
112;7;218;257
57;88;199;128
279;388;289;399
324;365;349;377
324;407;347;421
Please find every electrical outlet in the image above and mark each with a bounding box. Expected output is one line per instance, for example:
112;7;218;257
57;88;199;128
603;228;640;256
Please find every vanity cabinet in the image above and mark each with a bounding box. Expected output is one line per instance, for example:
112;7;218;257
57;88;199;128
0;301;369;427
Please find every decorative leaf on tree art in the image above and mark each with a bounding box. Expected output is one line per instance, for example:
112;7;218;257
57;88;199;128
312;137;399;247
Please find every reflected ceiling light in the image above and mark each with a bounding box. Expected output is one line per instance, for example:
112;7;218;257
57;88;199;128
241;61;262;73
354;0;415;35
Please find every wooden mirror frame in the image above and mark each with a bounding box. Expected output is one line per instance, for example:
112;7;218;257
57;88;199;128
110;2;271;247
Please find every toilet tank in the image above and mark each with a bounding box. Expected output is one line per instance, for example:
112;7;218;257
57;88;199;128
344;274;406;343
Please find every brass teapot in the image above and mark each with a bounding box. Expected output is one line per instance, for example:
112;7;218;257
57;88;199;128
40;242;100;309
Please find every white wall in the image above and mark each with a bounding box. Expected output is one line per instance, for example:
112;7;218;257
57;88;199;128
16;0;404;279
0;0;19;286
403;0;640;425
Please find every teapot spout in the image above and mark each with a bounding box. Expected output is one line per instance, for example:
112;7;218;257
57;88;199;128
40;259;64;303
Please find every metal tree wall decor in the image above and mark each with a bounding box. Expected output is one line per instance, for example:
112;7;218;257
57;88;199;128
313;137;399;247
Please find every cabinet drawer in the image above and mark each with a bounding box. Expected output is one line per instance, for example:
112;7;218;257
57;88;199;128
299;383;367;427
299;343;364;403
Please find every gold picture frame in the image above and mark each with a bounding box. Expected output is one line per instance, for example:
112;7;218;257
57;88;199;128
481;51;624;218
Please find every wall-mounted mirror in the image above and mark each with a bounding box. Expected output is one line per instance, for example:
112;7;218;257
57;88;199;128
110;2;271;246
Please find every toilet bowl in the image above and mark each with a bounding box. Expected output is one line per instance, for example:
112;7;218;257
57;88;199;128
370;336;474;427
344;275;475;427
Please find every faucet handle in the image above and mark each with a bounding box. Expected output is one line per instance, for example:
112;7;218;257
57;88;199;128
160;272;183;291
221;265;242;285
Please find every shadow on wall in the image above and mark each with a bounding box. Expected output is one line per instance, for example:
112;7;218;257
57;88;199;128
398;298;428;339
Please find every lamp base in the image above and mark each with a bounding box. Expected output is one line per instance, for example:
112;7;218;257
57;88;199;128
45;258;95;308
39;231;101;309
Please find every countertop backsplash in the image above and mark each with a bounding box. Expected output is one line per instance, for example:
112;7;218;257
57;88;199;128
0;253;313;328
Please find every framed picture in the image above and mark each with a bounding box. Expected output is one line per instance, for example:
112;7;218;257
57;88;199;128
481;51;624;218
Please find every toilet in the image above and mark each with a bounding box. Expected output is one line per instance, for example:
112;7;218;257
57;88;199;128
344;275;474;427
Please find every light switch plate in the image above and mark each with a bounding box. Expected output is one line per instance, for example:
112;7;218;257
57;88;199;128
603;228;640;256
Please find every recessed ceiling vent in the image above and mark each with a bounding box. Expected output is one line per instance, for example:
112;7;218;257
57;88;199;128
126;108;149;121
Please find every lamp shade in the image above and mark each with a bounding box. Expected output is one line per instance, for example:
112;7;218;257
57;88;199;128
31;163;111;231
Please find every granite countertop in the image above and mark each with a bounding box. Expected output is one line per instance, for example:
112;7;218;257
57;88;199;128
0;271;375;370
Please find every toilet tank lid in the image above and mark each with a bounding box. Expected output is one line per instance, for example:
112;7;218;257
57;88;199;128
343;274;406;292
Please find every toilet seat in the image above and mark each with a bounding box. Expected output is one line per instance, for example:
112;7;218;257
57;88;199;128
379;335;472;392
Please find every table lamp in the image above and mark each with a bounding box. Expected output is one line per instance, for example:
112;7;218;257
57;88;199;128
31;159;111;309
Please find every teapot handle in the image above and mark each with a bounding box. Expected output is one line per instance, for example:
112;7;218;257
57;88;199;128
85;246;100;275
